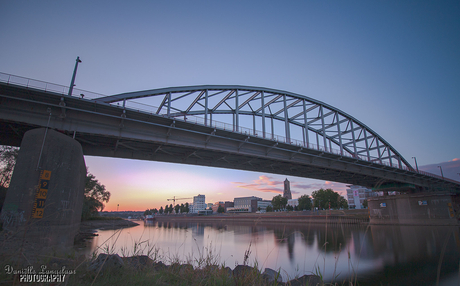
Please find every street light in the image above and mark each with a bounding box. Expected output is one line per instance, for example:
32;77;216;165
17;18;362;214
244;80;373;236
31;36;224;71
68;56;82;96
438;166;444;180
412;157;419;172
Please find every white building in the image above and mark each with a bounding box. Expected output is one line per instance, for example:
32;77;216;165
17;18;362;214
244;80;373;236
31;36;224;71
257;200;272;211
346;185;376;209
190;194;206;213
287;199;298;207
227;196;261;213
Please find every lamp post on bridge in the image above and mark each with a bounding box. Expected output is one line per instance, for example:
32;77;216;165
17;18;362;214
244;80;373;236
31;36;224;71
438;166;444;180
412;157;419;172
68;56;82;97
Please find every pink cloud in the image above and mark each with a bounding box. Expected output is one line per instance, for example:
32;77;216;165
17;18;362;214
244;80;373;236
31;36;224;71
233;175;284;194
233;175;349;196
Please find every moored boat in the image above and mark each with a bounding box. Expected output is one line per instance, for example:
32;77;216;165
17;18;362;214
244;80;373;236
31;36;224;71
144;214;155;222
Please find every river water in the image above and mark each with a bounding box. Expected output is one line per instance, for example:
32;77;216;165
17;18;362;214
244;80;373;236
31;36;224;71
83;220;460;285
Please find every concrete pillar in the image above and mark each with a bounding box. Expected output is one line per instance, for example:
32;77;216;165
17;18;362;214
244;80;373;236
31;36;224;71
0;128;86;253
368;192;459;226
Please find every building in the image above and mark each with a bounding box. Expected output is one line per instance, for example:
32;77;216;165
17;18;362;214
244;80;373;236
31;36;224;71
227;196;261;213
283;178;292;200
211;201;225;213
287;199;298;207
346;185;376;209
257;200;272;212
224;201;234;212
190;194;206;213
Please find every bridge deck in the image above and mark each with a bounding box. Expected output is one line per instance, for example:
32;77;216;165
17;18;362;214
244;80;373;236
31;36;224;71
1;80;459;192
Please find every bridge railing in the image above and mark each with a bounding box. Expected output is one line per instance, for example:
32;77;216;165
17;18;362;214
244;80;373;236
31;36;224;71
0;72;105;100
118;100;460;182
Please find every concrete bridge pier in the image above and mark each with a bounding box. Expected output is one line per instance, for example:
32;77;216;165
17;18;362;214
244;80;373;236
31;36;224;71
368;192;460;226
0;128;86;255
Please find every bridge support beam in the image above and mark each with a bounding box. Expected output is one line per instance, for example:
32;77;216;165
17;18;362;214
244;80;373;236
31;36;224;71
368;192;459;226
0;128;86;254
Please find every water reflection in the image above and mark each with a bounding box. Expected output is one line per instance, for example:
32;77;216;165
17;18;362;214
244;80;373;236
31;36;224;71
87;221;460;285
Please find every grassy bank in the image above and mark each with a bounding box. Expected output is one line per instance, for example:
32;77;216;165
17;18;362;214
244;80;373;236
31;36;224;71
0;251;343;286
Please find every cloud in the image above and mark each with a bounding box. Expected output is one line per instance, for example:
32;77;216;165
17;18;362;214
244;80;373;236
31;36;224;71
232;175;347;196
233;175;284;194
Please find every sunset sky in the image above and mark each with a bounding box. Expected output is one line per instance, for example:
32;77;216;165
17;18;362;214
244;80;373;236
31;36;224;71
1;1;459;211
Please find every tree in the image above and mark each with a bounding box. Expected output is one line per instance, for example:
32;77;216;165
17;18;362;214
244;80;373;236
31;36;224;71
339;197;348;209
311;188;347;210
298;194;312;211
159;206;164;214
0;146;18;189
0;146;19;213
362;199;368;209
174;204;180;214
272;195;288;211
286;205;294;211
144;208;158;216
184;202;190;213
82;171;111;220
266;205;273;212
217;205;225;213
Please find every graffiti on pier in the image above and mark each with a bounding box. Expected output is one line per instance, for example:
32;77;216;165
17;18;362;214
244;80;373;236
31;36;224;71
0;204;26;227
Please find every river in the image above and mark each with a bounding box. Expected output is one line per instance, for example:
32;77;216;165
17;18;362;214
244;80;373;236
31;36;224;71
82;220;460;285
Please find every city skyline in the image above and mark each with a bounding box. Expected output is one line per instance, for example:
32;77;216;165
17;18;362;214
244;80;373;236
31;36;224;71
84;155;459;211
1;1;459;211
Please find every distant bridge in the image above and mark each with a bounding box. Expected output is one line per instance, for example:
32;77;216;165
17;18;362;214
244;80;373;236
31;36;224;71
1;72;459;192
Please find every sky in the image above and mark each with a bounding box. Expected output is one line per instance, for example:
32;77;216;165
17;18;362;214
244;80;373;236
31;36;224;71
1;1;459;211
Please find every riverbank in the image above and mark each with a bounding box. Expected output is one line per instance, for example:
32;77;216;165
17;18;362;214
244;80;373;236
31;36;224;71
75;218;140;245
80;218;140;231
154;209;370;225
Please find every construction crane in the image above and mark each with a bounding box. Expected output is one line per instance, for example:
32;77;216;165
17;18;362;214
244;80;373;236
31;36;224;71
167;196;192;205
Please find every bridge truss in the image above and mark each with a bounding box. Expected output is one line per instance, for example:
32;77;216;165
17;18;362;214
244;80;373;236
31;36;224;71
97;85;412;171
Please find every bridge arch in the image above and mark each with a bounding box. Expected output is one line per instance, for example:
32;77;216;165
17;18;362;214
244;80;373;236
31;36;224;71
95;85;412;170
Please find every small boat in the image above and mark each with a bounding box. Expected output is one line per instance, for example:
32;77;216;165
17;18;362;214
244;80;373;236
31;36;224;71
144;214;155;222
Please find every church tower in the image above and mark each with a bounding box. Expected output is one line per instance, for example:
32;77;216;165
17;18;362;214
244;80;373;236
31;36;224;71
283;178;292;200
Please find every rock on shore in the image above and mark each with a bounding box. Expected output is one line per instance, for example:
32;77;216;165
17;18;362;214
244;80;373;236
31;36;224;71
88;253;322;285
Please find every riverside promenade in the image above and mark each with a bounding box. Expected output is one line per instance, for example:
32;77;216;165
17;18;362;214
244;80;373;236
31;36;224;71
153;209;370;225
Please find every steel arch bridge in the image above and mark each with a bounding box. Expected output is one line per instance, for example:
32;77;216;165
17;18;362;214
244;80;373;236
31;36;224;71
0;72;459;192
99;85;411;170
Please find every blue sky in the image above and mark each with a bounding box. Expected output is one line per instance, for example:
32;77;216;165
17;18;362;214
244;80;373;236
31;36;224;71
1;1;459;210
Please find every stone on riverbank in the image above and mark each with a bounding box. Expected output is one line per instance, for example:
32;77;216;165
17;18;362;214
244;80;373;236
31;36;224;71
263;267;283;283
85;253;322;285
88;253;124;274
289;274;322;286
123;255;154;270
233;264;259;279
